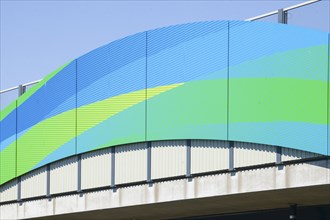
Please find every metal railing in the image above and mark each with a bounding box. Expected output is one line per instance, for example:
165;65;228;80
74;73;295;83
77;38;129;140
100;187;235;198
245;0;320;23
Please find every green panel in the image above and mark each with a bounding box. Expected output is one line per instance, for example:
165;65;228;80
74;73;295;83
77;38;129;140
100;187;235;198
12;84;180;178
147;79;228;141
77;84;182;153
229;78;327;124
0;138;16;185
16;109;76;177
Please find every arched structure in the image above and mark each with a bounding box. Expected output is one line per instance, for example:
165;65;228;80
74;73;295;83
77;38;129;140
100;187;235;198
0;20;329;186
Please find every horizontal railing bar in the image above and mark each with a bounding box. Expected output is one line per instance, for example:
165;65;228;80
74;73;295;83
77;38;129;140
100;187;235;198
0;86;19;94
0;80;41;94
245;0;320;21
22;80;41;87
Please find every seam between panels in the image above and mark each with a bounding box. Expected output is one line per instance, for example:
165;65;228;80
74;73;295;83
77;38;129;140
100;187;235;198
226;21;230;141
15;100;18;177
327;33;330;157
75;59;78;155
328;33;330;156
145;31;148;142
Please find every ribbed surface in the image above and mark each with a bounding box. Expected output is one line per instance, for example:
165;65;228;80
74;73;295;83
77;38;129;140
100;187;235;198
151;140;186;179
191;140;229;174
115;143;147;185
1;21;329;186
234;142;276;167
0;103;17;184
0;179;17;202
282;147;320;161
146;21;229;142
21;167;46;199
50;156;77;194
81;148;111;190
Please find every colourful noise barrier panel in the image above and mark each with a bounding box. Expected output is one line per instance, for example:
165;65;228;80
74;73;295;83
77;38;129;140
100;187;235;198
0;21;329;185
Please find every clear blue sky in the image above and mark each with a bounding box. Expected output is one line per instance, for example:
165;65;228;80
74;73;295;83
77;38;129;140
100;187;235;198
0;0;329;108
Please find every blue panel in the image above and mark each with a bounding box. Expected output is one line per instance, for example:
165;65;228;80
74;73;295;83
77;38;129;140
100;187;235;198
14;62;77;136
147;21;229;141
77;32;146;153
77;32;147;108
0;110;17;151
147;21;229;88
230;122;327;155
44;62;77;119
229;21;328;73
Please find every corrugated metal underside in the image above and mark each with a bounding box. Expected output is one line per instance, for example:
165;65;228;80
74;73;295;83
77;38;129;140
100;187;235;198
0;139;322;203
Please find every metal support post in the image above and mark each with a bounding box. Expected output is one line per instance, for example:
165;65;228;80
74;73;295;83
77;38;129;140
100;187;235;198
278;9;288;24
111;147;116;188
186;140;191;177
229;141;235;172
147;142;152;183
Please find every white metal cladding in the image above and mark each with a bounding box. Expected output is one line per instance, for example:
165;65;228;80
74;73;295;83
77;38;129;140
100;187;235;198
282;147;320;162
81;148;111;190
0;179;17;202
191;140;229;174
151;140;186;179
234;142;276;167
115;143;147;185
50;156;78;194
21;166;47;199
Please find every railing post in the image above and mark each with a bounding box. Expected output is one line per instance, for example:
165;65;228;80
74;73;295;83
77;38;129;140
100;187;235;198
18;85;26;96
278;9;288;24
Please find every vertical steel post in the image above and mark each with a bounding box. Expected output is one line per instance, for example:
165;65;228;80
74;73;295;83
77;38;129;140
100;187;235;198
46;164;50;197
17;177;21;202
147;142;152;183
276;146;282;165
278;9;288;24
186;140;191;177
229;141;235;172
111;147;115;188
77;155;82;192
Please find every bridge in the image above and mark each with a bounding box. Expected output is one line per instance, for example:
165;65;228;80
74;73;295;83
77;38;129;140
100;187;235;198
0;4;329;219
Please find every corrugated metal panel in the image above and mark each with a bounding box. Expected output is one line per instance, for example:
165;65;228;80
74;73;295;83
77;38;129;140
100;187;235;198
282;147;320;161
0;179;17;202
21;166;46;199
81;148;111;190
50;156;77;194
146;21;229;142
191;140;229;174
151;140;186;179
234;142;276;167
115;143;147;185
0;101;17;185
77;32;146;154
